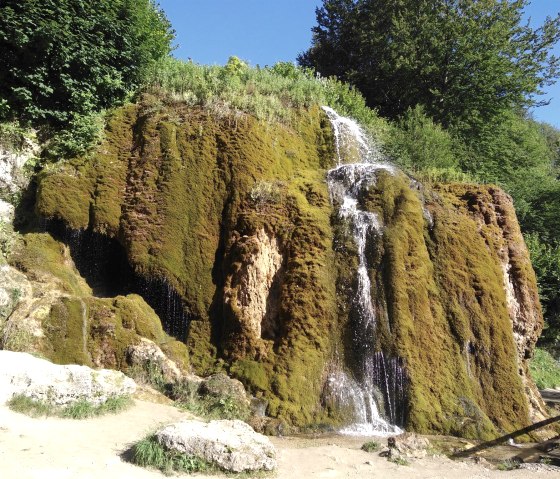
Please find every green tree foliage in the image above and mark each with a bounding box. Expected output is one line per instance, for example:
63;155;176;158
0;0;174;125
525;234;560;345
387;105;461;173
299;0;560;132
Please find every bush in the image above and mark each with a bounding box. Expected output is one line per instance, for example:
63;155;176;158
529;348;560;389
361;441;381;452
170;379;250;421
126;358;168;393
387;106;461;173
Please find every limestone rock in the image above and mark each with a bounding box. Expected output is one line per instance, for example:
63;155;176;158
0;264;32;321
0;199;14;223
199;373;250;407
387;433;431;459
224;228;284;340
156;419;276;472
0;134;39;195
126;338;182;383
0;350;136;405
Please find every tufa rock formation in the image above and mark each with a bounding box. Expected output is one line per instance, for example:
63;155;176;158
2;95;544;438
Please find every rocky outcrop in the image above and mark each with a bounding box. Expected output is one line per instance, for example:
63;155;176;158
28;98;545;437
155;419;276;472
432;185;546;423
0;132;39;196
2;232;190;375
126;338;183;383
0;350;136;405
224;228;284;340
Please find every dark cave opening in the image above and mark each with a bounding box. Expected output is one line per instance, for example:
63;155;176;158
45;219;191;341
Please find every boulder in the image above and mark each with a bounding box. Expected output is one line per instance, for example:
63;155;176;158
386;432;431;459
0;350;136;405
126;338;182;383
199;373;250;407
156;419;276;472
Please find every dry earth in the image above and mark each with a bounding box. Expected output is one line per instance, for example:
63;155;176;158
0;399;558;479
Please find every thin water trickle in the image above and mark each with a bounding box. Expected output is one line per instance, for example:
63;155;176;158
80;298;88;357
323;106;405;436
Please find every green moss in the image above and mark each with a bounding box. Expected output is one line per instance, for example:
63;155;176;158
230;359;271;393
354;173;531;438
44;297;92;366
9;233;91;296
35;98;338;427
32;96;538;436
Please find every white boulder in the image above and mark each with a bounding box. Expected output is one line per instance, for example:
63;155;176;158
156;419;276;472
0;350;136;405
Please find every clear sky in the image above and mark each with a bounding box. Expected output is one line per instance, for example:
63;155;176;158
158;0;560;127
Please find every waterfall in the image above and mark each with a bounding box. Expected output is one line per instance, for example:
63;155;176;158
323;106;404;436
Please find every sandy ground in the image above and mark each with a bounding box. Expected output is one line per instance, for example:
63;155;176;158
0;399;558;479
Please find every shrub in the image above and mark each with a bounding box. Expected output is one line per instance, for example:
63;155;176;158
529;348;560;389
361;441;381;452
496;459;520;471
387;105;461;174
126;358;168;393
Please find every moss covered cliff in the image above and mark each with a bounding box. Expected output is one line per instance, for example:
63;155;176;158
356;173;543;437
25;95;544;436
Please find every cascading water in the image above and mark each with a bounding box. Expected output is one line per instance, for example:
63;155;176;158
323;106;405;436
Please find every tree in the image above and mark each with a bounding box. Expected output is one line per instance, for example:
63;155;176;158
0;0;174;125
299;0;560;133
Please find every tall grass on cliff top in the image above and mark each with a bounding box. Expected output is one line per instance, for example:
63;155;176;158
143;56;386;133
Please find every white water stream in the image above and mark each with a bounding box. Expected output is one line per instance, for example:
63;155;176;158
323;106;402;436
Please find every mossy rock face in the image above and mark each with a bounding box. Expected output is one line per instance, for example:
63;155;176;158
36;97;338;426
7;232;189;374
33;97;543;436
356;173;541;438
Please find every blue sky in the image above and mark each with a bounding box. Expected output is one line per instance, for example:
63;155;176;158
158;0;560;127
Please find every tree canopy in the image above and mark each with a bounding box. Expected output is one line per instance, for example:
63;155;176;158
0;0;174;125
299;0;560;132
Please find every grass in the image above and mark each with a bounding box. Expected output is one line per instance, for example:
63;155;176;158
7;394;133;419
529;348;560;389
175;395;250;421
143;56;387;136
170;379;251;421
127;359;168;394
131;434;213;474
361;441;381;452
496;459;520;471
387;456;410;466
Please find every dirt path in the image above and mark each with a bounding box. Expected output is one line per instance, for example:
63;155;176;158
0;399;557;479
